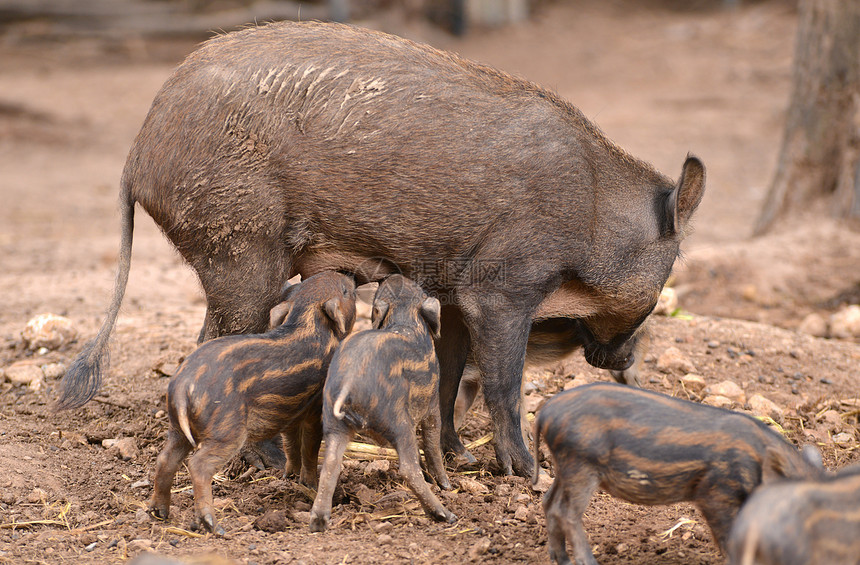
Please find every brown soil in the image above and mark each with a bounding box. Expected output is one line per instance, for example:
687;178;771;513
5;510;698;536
1;2;858;564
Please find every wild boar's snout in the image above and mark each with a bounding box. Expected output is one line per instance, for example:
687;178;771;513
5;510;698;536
579;323;639;371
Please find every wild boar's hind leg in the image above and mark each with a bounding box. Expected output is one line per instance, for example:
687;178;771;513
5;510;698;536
436;305;476;464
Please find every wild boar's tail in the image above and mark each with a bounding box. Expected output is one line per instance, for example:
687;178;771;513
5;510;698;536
56;191;135;410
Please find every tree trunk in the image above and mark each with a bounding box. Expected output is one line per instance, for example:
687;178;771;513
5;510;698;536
754;0;860;235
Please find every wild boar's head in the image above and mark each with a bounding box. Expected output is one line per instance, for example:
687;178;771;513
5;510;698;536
570;155;705;371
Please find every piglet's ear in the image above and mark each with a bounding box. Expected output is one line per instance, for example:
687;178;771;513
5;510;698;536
268;302;292;329
665;155;705;236
371;300;390;330
420;297;441;340
324;298;349;338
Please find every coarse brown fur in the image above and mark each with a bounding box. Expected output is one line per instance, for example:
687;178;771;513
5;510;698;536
726;463;860;565
148;271;356;535
532;383;823;565
310;275;454;532
59;20;705;478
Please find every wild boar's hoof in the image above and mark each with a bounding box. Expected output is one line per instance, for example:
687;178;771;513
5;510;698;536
309;513;328;533
148;505;168;520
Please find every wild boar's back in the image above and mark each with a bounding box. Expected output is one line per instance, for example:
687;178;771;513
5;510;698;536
125;20;674;272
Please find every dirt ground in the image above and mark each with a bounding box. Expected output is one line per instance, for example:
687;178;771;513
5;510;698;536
2;1;859;564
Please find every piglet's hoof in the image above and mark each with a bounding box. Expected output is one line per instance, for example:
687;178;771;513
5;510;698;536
148;506;168;520
445;450;478;468
192;514;226;536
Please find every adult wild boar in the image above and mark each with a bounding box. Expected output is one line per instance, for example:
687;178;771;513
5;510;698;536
59;21;705;477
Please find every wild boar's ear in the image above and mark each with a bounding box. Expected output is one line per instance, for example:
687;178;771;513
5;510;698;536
420;297;441;340
667;155;706;235
268;302;292;329
324;298;349;338
371;300;390;330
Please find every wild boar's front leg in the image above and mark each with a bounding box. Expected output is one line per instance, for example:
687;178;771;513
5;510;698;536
468;303;533;476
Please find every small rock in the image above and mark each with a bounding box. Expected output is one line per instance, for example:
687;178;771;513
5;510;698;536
702;395;734;409
373;521;394;534
747;394;784;421
513;505;530;522
495;483;512;497
653;286;678;316
128;539;153;552
798;313;828;338
522;393;543;414
458;476;488;495
107;437;139;461
531;470;554;493
377;534;393;546
830;305;860;339
353;484;378;507
804;428;831;445
833;432;854;445
134;508;150;524
4;362;45;387
705;381;745;405
27;488;47;504
616;543;629;554
656;347;695;374
84;542;97;552
40;362;65;379
467;537;491;561
364;459;390;475
818;410;843;433
253;509;290;533
679;374;706;395
131;479;151;489
22;314;77;351
563;373;590;390
293;511;311;524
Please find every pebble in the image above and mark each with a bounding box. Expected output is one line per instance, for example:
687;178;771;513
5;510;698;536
679;374;706;395
495;483;512;497
364;459;390;475
131;479;151;489
134;508;150;524
377;534;393;546
84;542;97;552
747;394;783;421
702;395;734;409
522;393;543;413
705;380;745;404
467;537;491;560
4;362;45;387
653;286;678;316
531;471;553;493
798;313;828;338
818;410;843;432
27;488;47;504
830;305;860;339
513;505;530;522
40;362;65;379
106;437;139;461
656;347;695;374
458;476;488;495
22;314;77;351
833;432;854;444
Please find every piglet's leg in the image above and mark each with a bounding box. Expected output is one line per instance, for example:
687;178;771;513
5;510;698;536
420;402;451;490
188;437;244;536
394;432;456;524
552;467;599;565
149;428;193;520
542;480;573;565
310;430;352;532
697;490;741;554
299;413;323;489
